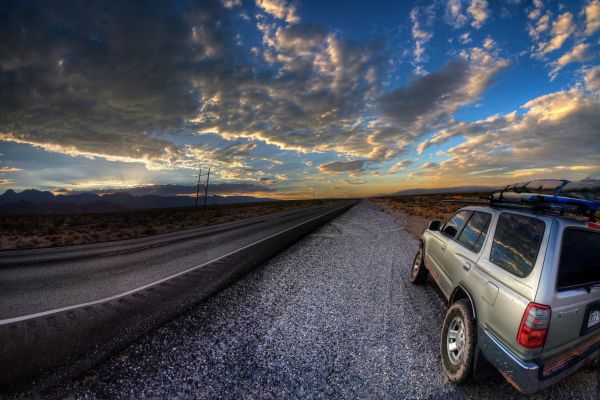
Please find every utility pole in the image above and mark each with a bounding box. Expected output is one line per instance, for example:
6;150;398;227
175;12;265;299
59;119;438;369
203;167;210;210
195;168;202;208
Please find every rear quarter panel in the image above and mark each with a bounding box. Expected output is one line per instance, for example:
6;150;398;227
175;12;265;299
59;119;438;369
534;220;600;363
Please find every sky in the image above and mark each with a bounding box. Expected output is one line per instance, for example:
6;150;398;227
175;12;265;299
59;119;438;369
0;0;599;199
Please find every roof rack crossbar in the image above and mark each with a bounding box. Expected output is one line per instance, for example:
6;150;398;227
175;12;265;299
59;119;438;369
486;179;599;222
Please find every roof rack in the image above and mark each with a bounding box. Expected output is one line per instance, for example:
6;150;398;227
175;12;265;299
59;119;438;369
488;179;600;222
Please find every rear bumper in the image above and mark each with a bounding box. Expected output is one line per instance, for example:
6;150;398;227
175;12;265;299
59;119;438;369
477;326;600;394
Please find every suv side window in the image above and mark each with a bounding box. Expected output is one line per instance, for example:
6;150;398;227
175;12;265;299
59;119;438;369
441;211;471;239
457;212;492;253
489;213;545;278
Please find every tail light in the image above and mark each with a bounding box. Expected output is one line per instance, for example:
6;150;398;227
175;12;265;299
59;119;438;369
517;302;551;349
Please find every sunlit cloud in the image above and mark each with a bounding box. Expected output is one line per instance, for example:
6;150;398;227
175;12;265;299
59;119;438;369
550;43;595;80
467;0;489;29
256;0;300;24
388;160;414;174
537;12;575;55
584;0;600;36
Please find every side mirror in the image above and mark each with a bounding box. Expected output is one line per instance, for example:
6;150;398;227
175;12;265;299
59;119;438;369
428;220;441;231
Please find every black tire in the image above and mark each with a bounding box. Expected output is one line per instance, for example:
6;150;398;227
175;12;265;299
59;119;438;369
410;246;428;284
440;299;476;384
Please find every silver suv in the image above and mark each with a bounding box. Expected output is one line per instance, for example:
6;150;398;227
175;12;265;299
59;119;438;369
411;180;600;394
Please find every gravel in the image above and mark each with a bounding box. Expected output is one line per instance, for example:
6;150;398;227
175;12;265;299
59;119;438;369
39;200;600;399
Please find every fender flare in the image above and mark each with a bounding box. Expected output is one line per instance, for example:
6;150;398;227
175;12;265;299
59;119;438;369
449;284;477;320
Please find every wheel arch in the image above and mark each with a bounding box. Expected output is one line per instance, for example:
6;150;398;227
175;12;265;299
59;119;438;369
448;285;494;380
449;285;477;321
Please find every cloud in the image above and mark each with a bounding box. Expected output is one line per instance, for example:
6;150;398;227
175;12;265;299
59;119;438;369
342;178;368;185
459;32;472;44
584;65;600;93
0;1;383;177
317;160;367;176
87;183;277;196
376;47;508;158
0;0;233;169
410;7;434;64
419;161;439;169
256;0;300;24
468;0;490;29
194;20;385;159
388;160;413;174
537;12;575;55
445;0;468;28
483;36;495;50
527;0;550;41
221;0;241;9
0;167;21;172
584;0;600;36
528;0;544;21
416;78;600;183
0;0;508;191
550;43;595;79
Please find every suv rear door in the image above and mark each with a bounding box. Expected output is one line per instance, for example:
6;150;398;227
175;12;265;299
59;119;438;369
473;211;547;358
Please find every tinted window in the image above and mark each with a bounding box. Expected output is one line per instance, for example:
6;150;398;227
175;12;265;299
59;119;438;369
458;212;492;252
557;229;600;290
489;213;545;277
442;211;471;239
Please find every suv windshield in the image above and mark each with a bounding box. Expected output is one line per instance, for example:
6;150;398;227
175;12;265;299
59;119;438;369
557;229;600;291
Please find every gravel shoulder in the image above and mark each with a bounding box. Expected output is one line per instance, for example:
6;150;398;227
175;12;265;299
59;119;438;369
36;200;600;399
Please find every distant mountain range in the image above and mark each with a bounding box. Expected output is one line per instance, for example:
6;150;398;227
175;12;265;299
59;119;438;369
386;185;498;196
0;189;278;214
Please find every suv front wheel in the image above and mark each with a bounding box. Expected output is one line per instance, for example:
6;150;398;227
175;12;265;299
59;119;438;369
440;299;476;383
410;246;428;284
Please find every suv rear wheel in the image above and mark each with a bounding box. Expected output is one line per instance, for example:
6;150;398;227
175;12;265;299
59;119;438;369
440;299;476;383
410;246;428;284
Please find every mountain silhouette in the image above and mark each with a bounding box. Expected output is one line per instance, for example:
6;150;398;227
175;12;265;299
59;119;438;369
0;189;277;214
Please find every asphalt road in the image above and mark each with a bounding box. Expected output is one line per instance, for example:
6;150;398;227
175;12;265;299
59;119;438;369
38;200;600;399
0;203;350;320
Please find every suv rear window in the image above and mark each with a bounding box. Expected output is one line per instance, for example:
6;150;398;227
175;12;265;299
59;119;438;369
489;213;545;278
457;212;492;253
557;229;600;291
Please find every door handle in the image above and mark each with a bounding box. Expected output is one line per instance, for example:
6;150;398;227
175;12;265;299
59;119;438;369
462;263;472;271
441;244;447;252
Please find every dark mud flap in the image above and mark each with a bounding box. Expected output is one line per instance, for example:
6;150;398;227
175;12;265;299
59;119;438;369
473;346;494;380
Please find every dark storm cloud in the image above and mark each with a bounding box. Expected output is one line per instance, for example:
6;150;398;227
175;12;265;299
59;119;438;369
317;159;368;176
378;60;469;124
0;0;232;164
83;183;277;196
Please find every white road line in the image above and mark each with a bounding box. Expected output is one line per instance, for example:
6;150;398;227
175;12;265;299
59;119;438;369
0;205;347;326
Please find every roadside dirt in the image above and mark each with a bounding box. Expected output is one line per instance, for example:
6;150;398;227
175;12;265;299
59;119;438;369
369;192;491;239
0;199;348;251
